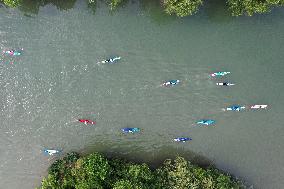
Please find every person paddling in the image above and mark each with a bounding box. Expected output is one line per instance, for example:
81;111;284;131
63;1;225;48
78;119;96;125
3;48;23;56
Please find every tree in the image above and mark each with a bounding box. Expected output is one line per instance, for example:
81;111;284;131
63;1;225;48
110;0;124;10
2;0;21;7
38;152;243;189
227;0;284;16
71;152;110;188
2;0;284;17
156;156;243;189
155;156;196;189
39;174;60;189
113;180;137;189
163;0;203;17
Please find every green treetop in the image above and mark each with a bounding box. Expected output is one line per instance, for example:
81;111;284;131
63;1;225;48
38;152;244;189
163;0;203;17
1;0;283;16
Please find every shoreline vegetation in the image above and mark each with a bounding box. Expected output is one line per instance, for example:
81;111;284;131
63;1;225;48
37;152;244;189
1;0;284;17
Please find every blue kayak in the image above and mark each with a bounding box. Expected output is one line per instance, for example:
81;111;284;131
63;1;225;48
161;79;180;87
174;137;192;142
197;119;215;126
43;149;61;156
13;51;22;56
211;72;230;77
226;105;245;111
121;127;140;133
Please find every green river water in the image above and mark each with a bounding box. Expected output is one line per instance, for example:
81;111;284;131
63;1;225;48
0;1;284;188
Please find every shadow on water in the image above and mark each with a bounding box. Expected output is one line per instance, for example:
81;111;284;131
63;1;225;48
139;0;176;25
87;0;130;15
87;0;96;14
45;0;77;10
106;0;176;24
17;0;77;15
13;0;231;24
81;144;213;169
202;0;233;23
14;0;175;25
107;0;130;15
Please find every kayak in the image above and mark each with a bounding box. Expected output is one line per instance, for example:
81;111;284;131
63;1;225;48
216;82;235;86
211;72;230;77
12;51;22;56
0;61;13;64
3;49;23;56
197;119;215;126
98;56;121;64
161;80;180;87
251;105;268;109
121;127;140;133
226;105;245;111
43;149;61;156
78;119;96;125
174;137;192;142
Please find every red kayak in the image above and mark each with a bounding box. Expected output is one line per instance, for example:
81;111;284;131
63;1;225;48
78;119;96;125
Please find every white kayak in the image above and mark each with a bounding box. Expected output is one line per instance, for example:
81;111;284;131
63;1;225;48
97;56;121;64
251;105;268;109
226;105;246;111
43;149;61;156
216;82;235;86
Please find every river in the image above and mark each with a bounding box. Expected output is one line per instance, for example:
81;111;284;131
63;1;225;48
0;1;284;188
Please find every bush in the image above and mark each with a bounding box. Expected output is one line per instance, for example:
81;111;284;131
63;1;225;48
38;152;244;189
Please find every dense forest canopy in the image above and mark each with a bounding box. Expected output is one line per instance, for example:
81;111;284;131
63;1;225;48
37;152;244;189
1;0;283;16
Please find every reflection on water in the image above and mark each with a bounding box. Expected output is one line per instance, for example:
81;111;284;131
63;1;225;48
139;0;176;24
203;0;232;23
18;0;77;14
83;143;213;168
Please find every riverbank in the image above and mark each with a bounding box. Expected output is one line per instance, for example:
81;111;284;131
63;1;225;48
37;152;244;189
1;0;283;17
